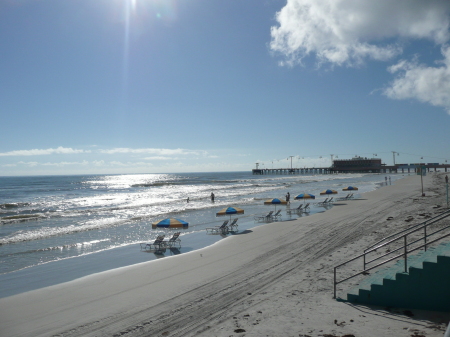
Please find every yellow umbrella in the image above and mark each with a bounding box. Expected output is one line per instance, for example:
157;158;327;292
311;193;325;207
320;189;338;195
264;198;287;211
216;207;244;220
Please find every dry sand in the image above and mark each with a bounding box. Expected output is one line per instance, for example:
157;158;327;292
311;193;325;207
1;173;450;337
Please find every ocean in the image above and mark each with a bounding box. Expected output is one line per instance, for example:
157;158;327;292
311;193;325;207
0;171;403;297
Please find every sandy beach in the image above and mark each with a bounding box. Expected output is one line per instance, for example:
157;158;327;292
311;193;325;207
1;173;449;337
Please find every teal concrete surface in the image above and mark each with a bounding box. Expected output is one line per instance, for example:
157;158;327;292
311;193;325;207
347;241;450;312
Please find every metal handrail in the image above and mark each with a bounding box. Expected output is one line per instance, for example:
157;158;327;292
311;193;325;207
334;232;450;297
365;210;450;253
445;321;450;337
365;224;450;268
333;210;450;298
363;212;450;270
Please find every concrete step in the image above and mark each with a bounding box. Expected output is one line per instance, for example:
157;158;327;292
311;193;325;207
346;241;450;311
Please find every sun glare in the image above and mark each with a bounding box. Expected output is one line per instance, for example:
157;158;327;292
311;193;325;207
121;0;178;19
119;0;178;105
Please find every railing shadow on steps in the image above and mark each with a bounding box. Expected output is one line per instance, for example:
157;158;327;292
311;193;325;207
333;209;450;299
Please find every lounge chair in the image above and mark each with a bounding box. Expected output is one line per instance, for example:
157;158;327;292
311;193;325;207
228;218;238;232
254;211;274;222
140;235;165;251
327;197;334;203
163;232;181;248
272;209;282;221
206;220;229;234
316;198;329;207
301;203;311;213
286;204;303;214
337;193;351;201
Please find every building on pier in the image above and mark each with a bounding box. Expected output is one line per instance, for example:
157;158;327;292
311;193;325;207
331;157;382;173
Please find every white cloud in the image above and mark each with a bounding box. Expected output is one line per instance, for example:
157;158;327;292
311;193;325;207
270;0;450;66
109;161;128;166
143;156;174;160
42;161;89;167
93;160;105;166
384;46;450;113
99;148;208;156
0;146;89;156
17;161;39;167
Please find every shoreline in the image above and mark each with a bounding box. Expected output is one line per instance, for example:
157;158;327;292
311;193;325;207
1;173;449;337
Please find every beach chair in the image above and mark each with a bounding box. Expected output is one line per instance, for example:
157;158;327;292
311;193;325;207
301;203;311;212
327;197;334;204
163;232;181;248
206;220;229;234
315;198;328;206
254;211;274;222
337;194;351;201
287;204;303;214
228;218;238;232
272;209;282;221
140;235;165;251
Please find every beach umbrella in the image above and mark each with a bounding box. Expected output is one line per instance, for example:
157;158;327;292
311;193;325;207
320;189;338;195
216;206;245;220
152;218;189;229
343;186;358;191
264;198;287;211
294;193;316;200
294;193;316;204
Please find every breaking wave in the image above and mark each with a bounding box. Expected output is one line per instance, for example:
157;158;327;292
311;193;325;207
0;218;126;245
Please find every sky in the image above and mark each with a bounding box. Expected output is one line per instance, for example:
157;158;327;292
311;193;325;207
1;0;450;176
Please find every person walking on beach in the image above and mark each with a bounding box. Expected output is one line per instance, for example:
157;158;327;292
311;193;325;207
187;197;189;203
211;192;215;202
286;192;290;204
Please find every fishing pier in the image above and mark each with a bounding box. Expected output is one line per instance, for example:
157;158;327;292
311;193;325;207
253;157;450;175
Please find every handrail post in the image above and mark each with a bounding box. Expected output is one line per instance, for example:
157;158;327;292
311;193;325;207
424;225;427;251
363;251;366;270
333;267;337;299
404;235;408;273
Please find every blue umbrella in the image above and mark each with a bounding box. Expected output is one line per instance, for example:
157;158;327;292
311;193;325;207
294;193;316;200
294;193;316;204
216;207;245;216
152;218;189;229
264;198;287;211
216;207;245;220
343;186;358;191
320;189;338;195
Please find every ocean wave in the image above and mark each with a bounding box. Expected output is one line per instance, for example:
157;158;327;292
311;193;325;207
0;218;125;245
132;178;246;188
0;239;111;259
1;213;46;224
0;202;30;209
131;182;184;187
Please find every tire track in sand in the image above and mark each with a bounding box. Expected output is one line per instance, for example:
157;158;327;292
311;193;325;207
58;188;419;337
